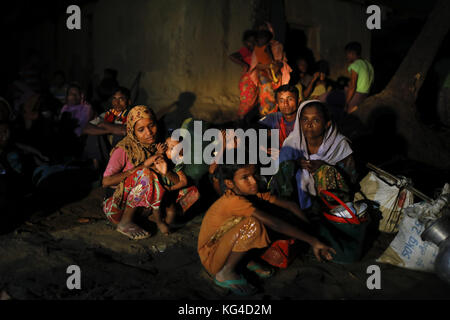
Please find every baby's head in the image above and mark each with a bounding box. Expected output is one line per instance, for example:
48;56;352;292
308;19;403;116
165;137;181;160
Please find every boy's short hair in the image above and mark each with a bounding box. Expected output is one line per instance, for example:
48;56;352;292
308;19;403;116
218;162;251;182
275;84;299;102
114;86;131;101
242;30;257;42
345;41;362;56
216;148;254;193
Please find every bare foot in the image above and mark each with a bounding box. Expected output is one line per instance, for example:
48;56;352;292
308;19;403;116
246;261;274;278
116;222;150;240
148;209;171;235
165;204;177;225
157;221;170;235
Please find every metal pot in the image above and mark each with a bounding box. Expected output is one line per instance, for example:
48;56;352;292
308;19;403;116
421;217;450;285
421;217;450;246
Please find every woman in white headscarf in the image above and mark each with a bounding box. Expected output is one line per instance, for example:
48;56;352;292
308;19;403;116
276;100;357;209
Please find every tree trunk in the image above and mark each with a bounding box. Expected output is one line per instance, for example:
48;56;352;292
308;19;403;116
353;0;450;168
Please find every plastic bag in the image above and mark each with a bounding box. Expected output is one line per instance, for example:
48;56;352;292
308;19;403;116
378;183;449;272
261;239;299;268
377;204;440;272
354;171;414;233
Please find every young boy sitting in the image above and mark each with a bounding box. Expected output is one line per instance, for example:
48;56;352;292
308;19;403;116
198;159;335;296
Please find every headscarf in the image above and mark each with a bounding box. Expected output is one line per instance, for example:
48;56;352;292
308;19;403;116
281;100;353;196
110;105;158;204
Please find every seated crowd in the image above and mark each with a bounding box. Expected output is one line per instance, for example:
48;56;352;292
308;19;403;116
0;25;374;296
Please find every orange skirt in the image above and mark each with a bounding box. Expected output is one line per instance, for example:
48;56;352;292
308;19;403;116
198;216;270;276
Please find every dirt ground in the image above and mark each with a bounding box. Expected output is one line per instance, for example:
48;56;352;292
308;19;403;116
0;185;449;301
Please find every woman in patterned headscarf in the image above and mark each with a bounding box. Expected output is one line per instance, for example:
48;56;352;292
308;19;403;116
102;105;173;239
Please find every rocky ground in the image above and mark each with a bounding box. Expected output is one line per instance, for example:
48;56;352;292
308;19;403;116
1;185;449;301
1;104;449;300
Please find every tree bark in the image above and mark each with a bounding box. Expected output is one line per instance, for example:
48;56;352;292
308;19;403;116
353;0;450;168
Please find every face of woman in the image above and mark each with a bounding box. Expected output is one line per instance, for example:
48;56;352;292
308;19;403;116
300;106;330;140
134;117;157;145
66;87;82;106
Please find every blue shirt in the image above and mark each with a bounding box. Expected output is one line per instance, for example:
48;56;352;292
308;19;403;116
259;112;296;147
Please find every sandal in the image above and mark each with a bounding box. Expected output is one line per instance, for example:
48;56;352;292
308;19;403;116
214;275;257;296
116;223;151;240
246;262;275;279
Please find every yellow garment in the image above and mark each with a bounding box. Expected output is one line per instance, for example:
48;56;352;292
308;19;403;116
295;83;305;102
198;190;273;275
310;83;328;99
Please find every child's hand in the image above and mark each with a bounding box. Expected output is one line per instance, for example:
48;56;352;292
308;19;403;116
155;143;167;155
313;72;320;81
311;239;336;262
144;154;162;168
153;157;168;176
209;162;218;174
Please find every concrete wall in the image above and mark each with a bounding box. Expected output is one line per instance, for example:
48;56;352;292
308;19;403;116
14;0;371;121
90;0;253;119
285;0;371;80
